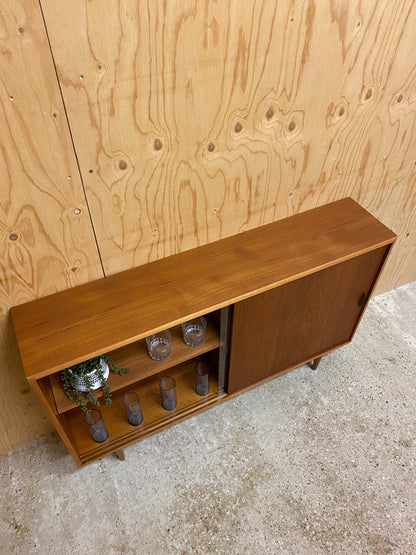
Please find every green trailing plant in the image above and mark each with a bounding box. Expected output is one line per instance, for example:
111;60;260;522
61;354;130;413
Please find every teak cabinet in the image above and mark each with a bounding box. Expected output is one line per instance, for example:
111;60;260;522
11;198;396;467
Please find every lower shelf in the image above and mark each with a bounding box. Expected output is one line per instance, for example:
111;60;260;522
64;359;226;465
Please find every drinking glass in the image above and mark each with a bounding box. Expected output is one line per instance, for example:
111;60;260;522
182;317;207;346
146;330;172;360
159;376;176;411
123;391;143;426
84;409;109;443
195;361;210;396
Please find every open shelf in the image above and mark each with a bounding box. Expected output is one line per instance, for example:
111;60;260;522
63;359;226;465
49;319;220;414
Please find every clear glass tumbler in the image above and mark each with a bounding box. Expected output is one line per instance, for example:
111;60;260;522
159;376;176;411
146;330;172;360
195;361;210;396
123;391;143;426
84;409;109;443
182;316;207;346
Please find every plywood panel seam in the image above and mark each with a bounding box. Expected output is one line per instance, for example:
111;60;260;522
38;0;106;277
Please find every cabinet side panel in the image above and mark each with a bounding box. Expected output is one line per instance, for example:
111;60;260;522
228;247;388;394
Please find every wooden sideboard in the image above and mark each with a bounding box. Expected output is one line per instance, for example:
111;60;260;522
11;198;396;466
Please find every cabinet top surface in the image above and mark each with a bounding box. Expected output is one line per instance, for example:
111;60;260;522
11;198;396;379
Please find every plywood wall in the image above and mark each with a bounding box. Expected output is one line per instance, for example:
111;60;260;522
1;0;415;454
40;0;416;291
0;0;103;453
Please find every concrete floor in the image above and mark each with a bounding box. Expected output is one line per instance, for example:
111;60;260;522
1;281;415;555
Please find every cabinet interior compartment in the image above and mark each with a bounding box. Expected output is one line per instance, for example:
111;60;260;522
62;357;224;465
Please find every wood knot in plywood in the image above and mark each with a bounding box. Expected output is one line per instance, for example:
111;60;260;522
234;122;243;133
266;107;274;119
283;111;304;143
388;90;407;121
361;85;374;102
326;99;349;127
154;138;163;151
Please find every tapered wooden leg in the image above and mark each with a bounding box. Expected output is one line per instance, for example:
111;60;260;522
310;356;322;370
115;448;126;461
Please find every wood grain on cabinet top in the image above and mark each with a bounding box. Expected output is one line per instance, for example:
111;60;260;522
11;198;396;379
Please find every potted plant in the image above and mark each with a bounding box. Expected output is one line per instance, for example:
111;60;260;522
61;354;130;412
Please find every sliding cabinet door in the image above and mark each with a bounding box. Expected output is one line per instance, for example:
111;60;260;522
228;246;389;394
